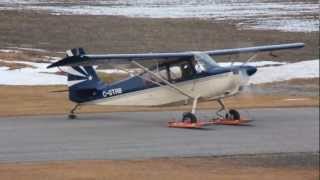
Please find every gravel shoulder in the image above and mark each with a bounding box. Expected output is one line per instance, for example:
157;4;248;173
0;153;318;180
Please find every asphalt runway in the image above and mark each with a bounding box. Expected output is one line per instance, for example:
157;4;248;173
0;108;318;162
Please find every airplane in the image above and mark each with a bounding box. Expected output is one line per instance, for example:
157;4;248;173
47;42;304;124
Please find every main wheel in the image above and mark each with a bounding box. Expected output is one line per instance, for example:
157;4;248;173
226;109;240;120
68;114;77;119
182;112;197;123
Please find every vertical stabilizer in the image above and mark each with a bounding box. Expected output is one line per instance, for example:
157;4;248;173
62;48;104;103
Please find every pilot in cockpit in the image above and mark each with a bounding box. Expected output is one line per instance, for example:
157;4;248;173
180;59;203;79
192;59;204;73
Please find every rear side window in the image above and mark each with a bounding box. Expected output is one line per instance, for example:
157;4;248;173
140;67;169;85
158;68;169;80
169;66;182;81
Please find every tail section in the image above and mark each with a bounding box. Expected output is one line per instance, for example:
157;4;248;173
62;48;104;103
66;65;99;88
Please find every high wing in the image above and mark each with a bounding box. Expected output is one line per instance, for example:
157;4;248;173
47;43;304;68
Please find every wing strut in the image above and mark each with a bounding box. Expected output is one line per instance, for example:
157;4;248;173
131;61;194;99
241;53;258;66
109;64;164;87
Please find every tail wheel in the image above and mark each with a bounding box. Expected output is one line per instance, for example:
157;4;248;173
226;109;240;120
182;112;197;123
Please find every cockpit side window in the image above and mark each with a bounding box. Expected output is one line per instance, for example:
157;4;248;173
193;53;220;72
168;61;196;82
141;56;213;85
180;62;195;79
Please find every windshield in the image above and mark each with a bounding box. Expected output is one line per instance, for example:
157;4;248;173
193;52;219;71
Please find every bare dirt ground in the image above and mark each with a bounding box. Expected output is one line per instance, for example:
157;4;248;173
0;153;318;180
0;10;318;62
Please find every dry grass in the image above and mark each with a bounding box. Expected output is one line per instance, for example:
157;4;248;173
0;51;52;63
0;83;318;117
0;155;318;180
0;61;34;70
259;78;319;87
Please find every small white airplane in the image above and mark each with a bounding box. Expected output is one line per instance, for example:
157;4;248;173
48;43;304;125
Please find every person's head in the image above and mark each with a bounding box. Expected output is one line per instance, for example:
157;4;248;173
191;59;197;66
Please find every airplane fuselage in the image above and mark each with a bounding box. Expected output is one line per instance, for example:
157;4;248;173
78;66;254;106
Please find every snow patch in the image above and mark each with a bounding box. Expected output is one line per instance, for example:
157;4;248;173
0;66;9;70
284;98;309;101
240;19;319;32
249;60;319;84
97;68;142;74
0;69;65;85
0;0;318;32
0;49;21;53
219;61;286;67
0;59;318;86
8;47;49;53
0;60;65;85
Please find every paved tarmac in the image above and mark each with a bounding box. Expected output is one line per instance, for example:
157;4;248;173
0;108;318;162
